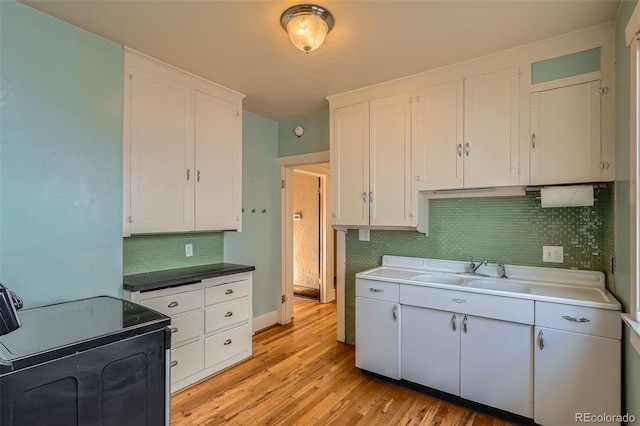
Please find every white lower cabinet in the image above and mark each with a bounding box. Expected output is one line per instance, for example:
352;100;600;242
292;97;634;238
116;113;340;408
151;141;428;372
125;271;253;393
534;302;621;426
355;279;401;379
401;306;532;418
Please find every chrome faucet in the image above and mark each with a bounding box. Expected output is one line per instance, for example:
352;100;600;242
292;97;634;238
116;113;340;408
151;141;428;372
498;263;508;279
471;258;489;274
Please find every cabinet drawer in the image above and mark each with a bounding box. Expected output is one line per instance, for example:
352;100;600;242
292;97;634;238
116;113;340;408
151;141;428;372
141;289;201;316
204;323;252;368
356;278;400;303
170;340;204;384
400;284;534;324
205;299;251;334
535;302;620;339
170;311;202;345
205;280;250;306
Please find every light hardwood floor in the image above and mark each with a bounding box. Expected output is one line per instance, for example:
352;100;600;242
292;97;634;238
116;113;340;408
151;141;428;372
171;297;517;425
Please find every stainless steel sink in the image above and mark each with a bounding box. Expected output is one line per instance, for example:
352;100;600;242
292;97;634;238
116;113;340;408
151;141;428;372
466;279;530;294
411;274;465;285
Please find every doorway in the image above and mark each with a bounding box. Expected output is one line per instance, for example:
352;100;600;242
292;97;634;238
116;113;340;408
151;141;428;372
278;152;336;327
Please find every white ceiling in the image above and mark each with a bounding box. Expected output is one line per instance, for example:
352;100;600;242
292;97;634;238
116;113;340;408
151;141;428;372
21;0;621;122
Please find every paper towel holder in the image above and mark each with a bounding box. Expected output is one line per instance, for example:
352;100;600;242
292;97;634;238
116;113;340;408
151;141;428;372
525;183;606;201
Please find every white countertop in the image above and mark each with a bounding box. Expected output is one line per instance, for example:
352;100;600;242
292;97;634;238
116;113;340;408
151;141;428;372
356;256;621;310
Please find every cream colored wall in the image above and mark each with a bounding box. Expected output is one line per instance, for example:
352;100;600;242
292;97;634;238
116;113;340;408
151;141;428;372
293;172;320;290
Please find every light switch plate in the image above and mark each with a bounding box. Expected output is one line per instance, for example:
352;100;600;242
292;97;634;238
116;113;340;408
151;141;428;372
543;246;563;263
359;229;370;241
185;243;193;257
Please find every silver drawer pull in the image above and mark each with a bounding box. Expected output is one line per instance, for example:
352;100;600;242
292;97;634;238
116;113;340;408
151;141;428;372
453;298;466;304
451;314;457;332
167;301;179;308
369;288;384;293
170;327;179;334
537;330;544;350
562;315;590;323
225;289;234;295
224;339;232;346
225;311;233;318
170;360;178;367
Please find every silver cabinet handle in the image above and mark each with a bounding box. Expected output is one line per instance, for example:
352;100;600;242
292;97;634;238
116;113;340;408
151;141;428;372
362;191;367;203
167;301;179;308
465;143;470;156
562;315;590;323
197;170;201;182
369;192;373;203
186;169;190;181
537;330;544;350
392;305;398;321
225;289;234;295
452;298;466;304
532;133;536;149
451;314;457;332
225;311;233;318
170;327;179;334
457;143;463;157
171;360;178;367
462;315;468;334
369;288;384;292
224;339;232;346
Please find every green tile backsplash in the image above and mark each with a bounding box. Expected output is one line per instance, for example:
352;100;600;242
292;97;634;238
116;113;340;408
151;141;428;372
123;232;224;275
345;185;615;344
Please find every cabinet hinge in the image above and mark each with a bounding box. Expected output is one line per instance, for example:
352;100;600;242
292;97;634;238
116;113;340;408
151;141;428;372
281;294;287;304
281;179;286;189
598;161;610;170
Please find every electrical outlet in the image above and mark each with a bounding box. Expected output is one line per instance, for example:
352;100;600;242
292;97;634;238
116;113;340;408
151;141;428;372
543;246;563;263
185;243;193;257
358;229;370;241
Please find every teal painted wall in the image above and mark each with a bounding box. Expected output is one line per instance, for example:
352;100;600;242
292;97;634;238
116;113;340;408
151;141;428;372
225;111;279;317
615;0;639;419
123;233;223;275
344;190;614;344
0;1;124;308
278;111;329;157
531;47;601;84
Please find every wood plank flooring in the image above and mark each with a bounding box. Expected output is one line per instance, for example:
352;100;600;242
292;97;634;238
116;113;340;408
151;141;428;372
171;297;517;426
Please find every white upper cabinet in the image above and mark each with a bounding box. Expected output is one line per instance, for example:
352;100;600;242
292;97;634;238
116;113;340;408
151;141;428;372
414;67;520;191
129;68;194;233
331;93;413;227
414;81;464;191
463;67;520;188
123;49;244;236
530;80;604;185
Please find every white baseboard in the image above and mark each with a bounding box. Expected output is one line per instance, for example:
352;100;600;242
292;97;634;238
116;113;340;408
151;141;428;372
253;310;278;333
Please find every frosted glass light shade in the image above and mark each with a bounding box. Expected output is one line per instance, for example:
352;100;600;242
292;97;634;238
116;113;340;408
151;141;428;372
286;13;328;53
280;4;335;54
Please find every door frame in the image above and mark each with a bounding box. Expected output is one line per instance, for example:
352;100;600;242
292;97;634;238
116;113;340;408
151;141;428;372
276;152;343;337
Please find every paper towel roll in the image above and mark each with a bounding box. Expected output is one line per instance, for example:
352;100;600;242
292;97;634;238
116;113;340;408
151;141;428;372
540;185;594;208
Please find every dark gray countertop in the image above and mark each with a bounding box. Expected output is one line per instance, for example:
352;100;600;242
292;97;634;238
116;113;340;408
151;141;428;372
123;263;255;293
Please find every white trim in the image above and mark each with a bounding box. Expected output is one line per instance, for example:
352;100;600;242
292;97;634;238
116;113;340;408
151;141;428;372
633;38;640;325
253;310;278;333
122;47;132;237
336;229;346;343
529;71;601;93
625;2;640;46
276;151;330;166
623;314;640;355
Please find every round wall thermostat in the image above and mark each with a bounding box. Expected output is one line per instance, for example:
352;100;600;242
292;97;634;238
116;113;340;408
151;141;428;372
294;126;304;137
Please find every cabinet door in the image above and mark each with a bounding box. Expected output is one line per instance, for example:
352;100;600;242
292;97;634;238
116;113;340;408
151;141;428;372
534;327;620;426
331;102;369;226
460;315;532;418
369;93;413;226
415;81;464;191
401;306;460;395
463;67;520;188
355;297;400;379
194;90;241;231
129;68;194;233
530;81;602;185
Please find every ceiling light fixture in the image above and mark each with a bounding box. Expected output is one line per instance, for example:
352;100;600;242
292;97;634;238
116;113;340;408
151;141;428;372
280;4;335;54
